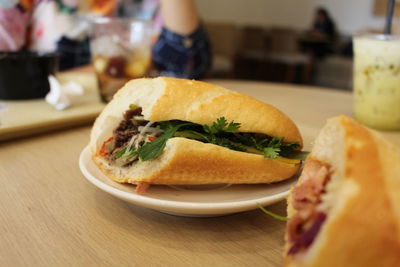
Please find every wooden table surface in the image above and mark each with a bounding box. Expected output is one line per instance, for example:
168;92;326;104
1;78;400;267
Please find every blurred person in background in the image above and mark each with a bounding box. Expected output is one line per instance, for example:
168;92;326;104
311;7;337;43
301;7;338;59
120;0;211;79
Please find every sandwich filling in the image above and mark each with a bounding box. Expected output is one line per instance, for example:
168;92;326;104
98;105;306;167
286;157;331;255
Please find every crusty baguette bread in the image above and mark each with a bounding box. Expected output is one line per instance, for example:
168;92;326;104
285;115;400;267
90;77;303;185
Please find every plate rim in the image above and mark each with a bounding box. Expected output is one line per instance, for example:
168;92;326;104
79;145;293;215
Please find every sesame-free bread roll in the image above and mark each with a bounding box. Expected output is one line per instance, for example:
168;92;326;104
285;115;400;267
89;77;303;188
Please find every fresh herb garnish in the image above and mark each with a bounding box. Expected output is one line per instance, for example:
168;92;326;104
203;117;240;134
258;204;288;221
138;123;191;161
175;122;245;152
174;130;209;142
208;135;246;151
119;117;306;162
115;146;138;159
139;119;243;161
263;147;281;159
115;147;129;158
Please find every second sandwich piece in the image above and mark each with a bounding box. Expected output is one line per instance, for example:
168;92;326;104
285;115;400;267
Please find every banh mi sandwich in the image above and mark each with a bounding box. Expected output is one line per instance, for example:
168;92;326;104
90;77;305;193
285;115;400;267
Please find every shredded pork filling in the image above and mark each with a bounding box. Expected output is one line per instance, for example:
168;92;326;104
287;157;331;255
103;107;161;167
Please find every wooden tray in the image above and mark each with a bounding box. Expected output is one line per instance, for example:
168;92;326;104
0;67;105;142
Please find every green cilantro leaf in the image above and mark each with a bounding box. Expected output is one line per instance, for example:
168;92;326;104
268;137;283;148
158;121;182;131
203;117;240;134
257;137;304;160
225;121;241;132
114;146;138;159
173;130;209;142
138;127;177;161
209;136;246;152
263;146;281;159
138;123;191;161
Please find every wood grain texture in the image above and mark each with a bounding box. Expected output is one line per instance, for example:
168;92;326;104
1;79;399;267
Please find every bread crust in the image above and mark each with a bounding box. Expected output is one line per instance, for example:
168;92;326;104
89;77;303;186
285;115;400;267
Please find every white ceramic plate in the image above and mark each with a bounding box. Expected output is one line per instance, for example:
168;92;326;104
79;146;298;217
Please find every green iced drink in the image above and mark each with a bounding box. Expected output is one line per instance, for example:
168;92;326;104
353;35;400;130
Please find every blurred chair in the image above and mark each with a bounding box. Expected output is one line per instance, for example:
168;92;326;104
234;25;268;80
268;27;300;53
265;27;311;83
204;22;241;78
238;25;267;60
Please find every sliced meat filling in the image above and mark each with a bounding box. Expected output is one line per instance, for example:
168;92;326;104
287;157;331;255
100;106;162;167
113;107;145;148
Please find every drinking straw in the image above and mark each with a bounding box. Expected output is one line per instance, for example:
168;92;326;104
384;0;395;34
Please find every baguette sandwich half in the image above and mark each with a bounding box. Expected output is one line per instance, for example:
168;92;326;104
90;77;304;193
285;115;400;267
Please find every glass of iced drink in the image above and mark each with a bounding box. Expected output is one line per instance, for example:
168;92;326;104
90;18;153;102
353;35;400;130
